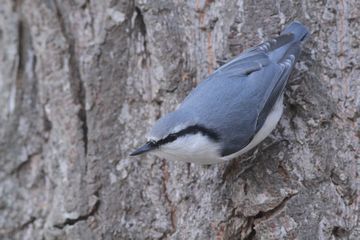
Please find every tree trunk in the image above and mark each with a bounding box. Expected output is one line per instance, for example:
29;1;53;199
0;0;359;239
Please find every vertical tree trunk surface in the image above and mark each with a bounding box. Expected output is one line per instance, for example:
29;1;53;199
0;0;359;239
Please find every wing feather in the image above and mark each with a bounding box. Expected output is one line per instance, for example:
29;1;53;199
179;33;303;156
256;43;301;131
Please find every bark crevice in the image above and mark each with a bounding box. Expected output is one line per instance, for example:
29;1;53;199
241;193;297;239
53;198;100;229
54;0;88;155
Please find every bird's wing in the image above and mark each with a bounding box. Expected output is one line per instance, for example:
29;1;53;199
213;61;284;156
217;34;302;133
255;42;301;131
221;40;302;155
180;34;302;156
213;33;296;78
214;51;269;76
243;33;294;55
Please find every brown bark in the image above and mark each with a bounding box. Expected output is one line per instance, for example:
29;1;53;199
0;0;359;239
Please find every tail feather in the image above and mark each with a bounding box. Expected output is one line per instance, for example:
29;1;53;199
281;21;309;42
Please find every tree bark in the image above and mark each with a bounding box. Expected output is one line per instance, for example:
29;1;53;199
0;0;359;239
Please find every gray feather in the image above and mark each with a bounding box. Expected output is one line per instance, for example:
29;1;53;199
256;43;301;131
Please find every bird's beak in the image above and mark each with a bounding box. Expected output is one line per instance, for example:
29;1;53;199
130;142;156;156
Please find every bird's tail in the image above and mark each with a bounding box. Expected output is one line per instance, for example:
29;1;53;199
281;21;309;42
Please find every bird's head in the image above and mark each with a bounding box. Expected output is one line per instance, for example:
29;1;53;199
130;109;222;164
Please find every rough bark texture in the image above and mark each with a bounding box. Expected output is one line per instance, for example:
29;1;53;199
0;0;359;239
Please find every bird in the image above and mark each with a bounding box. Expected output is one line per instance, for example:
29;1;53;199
130;21;309;164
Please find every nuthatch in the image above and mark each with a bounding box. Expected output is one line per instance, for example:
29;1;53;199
131;21;309;164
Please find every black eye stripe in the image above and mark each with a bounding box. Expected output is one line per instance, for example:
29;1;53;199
176;125;220;140
151;125;220;147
